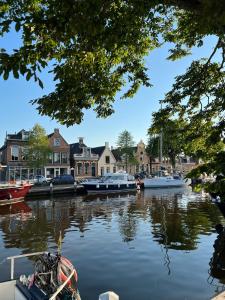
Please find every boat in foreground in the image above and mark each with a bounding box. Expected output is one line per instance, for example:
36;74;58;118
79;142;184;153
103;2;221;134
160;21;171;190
143;175;185;188
0;251;119;300
0;251;81;300
81;171;137;193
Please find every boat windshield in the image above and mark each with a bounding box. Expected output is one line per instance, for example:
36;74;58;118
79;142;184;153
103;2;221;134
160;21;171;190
103;175;126;181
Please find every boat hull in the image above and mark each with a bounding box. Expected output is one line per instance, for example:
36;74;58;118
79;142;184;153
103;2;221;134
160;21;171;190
0;184;32;201
143;178;185;188
82;183;137;193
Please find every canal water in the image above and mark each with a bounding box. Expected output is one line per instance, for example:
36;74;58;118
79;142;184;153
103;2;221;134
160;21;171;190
0;187;224;299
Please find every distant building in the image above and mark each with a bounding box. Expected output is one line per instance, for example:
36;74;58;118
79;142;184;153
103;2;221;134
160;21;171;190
70;138;98;178
92;142;117;176
0;128;70;181
0;129;31;181
45;128;70;179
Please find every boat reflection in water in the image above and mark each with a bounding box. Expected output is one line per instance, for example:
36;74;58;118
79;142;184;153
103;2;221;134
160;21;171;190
0;201;32;217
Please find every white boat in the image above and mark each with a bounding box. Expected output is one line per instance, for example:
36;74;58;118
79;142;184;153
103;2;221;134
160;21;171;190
143;175;185;188
81;171;137;193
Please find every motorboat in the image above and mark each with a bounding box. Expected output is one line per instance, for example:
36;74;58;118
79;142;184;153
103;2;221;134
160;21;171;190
143;175;185;188
0;183;32;205
81;171;137;193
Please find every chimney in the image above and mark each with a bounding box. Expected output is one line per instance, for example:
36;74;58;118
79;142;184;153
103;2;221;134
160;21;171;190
78;137;84;145
54;128;59;134
105;142;109;148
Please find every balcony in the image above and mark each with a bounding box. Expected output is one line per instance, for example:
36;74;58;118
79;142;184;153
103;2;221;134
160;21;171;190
74;153;99;160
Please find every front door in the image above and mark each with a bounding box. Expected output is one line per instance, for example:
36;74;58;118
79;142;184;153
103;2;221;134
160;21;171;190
92;164;96;176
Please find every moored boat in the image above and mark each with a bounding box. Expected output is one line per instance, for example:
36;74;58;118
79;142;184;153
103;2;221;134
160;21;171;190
0;183;32;201
143;175;185;188
81;171;137;193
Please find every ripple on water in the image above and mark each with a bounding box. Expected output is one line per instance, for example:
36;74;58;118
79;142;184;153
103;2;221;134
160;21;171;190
0;190;223;299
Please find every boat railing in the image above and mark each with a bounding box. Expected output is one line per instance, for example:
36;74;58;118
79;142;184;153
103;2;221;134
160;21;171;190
7;251;46;280
49;269;75;300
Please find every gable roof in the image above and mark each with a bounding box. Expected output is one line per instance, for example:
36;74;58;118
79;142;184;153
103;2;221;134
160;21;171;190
70;142;87;155
91;146;105;157
111;149;122;161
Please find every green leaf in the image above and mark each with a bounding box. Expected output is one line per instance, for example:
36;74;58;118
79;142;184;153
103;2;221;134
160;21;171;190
3;70;9;80
38;78;44;89
13;68;19;78
15;22;20;32
26;71;32;81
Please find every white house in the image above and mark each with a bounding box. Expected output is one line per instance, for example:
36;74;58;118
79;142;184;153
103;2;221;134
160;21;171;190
92;142;117;176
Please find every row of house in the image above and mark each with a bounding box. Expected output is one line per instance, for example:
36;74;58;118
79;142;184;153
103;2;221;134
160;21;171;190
0;128;153;182
0;128;196;182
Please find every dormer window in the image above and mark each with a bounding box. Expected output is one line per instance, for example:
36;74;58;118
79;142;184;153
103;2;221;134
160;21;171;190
54;138;61;146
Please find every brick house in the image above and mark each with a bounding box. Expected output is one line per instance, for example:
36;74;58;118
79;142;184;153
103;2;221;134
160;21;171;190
0;128;70;181
70;138;98;178
45;128;70;179
0;129;32;181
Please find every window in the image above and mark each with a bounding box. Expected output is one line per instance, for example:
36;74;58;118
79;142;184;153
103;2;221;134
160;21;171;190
22;132;29;140
11;146;19;161
54;152;60;163
77;163;83;175
54;138;61;146
105;156;110;164
140;151;143;155
113;166;116;173
21;147;28;160
101;167;104;176
85;163;89;175
48;153;53;163
106;167;110;173
61;152;68;164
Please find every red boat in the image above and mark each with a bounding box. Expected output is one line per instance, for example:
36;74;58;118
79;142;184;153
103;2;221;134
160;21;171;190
0;183;32;202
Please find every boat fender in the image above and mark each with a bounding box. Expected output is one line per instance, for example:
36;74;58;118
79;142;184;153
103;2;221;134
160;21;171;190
96;184;99;189
118;184;120;188
106;184;108;189
57;256;78;290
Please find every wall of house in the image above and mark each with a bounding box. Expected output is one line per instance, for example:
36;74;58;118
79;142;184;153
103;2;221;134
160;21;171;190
97;147;117;176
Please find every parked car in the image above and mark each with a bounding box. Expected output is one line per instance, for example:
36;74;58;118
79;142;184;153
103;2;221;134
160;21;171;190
51;174;75;185
32;175;48;184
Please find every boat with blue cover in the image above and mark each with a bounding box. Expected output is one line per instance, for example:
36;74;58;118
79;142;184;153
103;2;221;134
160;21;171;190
81;171;137;193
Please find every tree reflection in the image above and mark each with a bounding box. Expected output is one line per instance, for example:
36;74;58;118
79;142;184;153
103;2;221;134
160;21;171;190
209;225;225;285
0;190;223;256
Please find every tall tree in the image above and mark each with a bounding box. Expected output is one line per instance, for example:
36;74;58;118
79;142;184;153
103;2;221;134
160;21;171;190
27;124;51;173
148;118;187;169
116;130;136;172
145;135;159;174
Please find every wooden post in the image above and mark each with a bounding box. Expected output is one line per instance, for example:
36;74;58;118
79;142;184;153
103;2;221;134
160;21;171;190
99;292;119;300
50;182;53;195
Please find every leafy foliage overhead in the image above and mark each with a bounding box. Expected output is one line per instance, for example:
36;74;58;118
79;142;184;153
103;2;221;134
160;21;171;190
1;0;225;125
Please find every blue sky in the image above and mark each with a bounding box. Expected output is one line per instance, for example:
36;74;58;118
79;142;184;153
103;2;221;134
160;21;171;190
0;31;217;148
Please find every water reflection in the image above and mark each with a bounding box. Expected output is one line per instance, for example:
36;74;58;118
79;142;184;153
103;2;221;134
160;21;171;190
0;188;224;299
209;225;225;282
